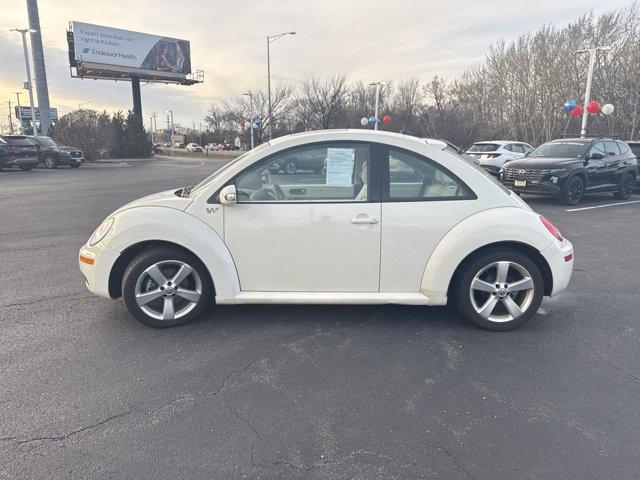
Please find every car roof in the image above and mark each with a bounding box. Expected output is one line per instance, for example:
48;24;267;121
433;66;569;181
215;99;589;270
472;140;524;145
267;129;430;150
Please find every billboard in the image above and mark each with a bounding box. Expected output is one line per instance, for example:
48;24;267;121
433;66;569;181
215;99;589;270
14;106;58;121
70;22;191;81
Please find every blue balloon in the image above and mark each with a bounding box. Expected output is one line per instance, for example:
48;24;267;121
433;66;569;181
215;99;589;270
564;100;577;112
368;116;377;125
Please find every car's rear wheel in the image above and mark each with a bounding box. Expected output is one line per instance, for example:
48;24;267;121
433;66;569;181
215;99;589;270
456;249;544;331
613;174;634;200
122;247;213;328
561;176;584;205
44;155;58;169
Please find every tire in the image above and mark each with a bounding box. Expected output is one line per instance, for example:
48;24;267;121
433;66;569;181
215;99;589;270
613;174;634;200
285;160;297;175
560;176;584;205
122;247;213;328
43;155;58;169
455;249;544;331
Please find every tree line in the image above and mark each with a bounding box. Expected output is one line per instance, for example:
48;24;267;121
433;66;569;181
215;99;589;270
205;3;640;148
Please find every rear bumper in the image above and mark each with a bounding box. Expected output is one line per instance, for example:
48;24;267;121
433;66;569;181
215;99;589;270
4;157;39;167
541;238;574;296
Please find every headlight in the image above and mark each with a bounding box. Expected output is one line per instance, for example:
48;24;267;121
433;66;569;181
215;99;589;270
89;217;114;246
549;168;566;175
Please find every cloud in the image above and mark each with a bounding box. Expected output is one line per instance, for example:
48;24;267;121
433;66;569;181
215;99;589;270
0;0;632;127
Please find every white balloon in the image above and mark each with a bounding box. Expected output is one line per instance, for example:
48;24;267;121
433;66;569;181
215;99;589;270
601;104;615;115
244;121;251;128
360;117;369;126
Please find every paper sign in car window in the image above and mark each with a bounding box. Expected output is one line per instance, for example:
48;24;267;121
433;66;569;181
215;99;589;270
325;148;355;186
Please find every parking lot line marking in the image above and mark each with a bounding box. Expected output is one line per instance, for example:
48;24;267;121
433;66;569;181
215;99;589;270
566;200;640;212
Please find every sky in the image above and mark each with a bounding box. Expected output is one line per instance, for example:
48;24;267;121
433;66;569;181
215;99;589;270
0;0;632;129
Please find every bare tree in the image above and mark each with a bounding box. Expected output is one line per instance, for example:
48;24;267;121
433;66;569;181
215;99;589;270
296;75;349;129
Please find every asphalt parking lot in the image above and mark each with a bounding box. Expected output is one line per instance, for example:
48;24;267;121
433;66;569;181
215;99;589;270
1;157;639;479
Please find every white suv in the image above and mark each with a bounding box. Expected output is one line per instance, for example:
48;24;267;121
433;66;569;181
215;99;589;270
466;141;534;176
79;130;573;331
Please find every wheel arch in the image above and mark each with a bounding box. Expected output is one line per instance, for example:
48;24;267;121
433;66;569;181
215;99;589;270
108;240;215;299
446;241;553;301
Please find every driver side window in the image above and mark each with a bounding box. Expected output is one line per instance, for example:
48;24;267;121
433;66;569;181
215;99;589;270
589;142;606;158
235;143;370;203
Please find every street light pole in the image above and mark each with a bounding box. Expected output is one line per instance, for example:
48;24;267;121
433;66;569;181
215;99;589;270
167;109;174;151
243;92;254;149
15;92;22;134
370;81;386;131
266;31;295;140
575;45;611;138
6;101;14;134
11;28;38;135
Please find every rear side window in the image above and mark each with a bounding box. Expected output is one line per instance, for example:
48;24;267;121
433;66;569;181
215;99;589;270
628;143;640;157
468;143;500;153
616;141;630;155
603;140;620;156
384;148;474;201
4;137;34;147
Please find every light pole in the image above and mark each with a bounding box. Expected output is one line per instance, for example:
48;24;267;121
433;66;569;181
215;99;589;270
243;92;255;149
575;45;611;138
147;113;156;145
267;31;295;139
5;101;14;134
15;92;22;134
167;109;175;150
11;28;38;135
369;81;386;131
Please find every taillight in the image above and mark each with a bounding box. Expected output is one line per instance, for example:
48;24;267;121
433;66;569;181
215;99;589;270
540;216;563;241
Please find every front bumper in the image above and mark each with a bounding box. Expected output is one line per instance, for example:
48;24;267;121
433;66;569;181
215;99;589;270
59;152;84;165
501;179;564;196
79;242;120;299
540;238;574;296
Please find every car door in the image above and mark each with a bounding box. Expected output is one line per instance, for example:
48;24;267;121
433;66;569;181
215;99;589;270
585;141;609;189
223;142;381;292
602;140;622;186
379;147;482;293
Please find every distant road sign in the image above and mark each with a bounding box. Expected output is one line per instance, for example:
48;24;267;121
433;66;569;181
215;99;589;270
15;106;59;121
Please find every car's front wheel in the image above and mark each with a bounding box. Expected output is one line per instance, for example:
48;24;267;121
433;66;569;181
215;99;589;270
122;247;213;328
561;176;584;205
456;249;544;331
44;155;58;169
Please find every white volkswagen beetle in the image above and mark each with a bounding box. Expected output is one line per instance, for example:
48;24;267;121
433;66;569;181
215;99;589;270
79;130;573;331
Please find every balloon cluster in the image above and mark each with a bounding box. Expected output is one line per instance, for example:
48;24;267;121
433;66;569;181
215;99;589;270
360;115;392;127
241;117;262;129
564;99;614;117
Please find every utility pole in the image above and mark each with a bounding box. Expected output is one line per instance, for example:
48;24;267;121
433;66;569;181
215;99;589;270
11;28;38;135
243;92;255;149
266;31;295;139
167;109;174;151
575;46;611;138
370;81;386;131
6;101;14;134
26;0;51;135
15;92;23;134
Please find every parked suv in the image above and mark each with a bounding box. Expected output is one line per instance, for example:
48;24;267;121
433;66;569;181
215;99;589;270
186;143;203;153
0;135;39;171
465;141;534;176
626;141;640;187
500;137;638;205
27;136;84;168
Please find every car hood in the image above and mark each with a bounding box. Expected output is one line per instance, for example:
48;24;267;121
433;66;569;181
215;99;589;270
504;157;583;169
114;188;194;214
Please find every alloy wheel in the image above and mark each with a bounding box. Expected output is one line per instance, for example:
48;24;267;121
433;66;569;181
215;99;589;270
45;157;56;169
568;180;583;204
134;260;202;321
469;261;535;322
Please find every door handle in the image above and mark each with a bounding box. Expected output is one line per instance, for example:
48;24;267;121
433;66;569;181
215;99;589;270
350;217;379;225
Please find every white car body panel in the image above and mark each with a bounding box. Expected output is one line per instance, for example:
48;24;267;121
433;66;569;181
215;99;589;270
80;129;573;310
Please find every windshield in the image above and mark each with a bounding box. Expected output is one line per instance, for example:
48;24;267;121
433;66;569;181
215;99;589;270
35;137;57;147
629;144;640;157
468;143;500;153
530;141;589;158
190;151;253;194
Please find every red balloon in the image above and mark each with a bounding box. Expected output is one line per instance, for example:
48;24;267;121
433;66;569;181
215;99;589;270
382;115;391;125
586;100;601;114
570;104;583;117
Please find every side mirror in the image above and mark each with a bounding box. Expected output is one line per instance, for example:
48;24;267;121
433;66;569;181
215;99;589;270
589;152;605;160
219;184;237;205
